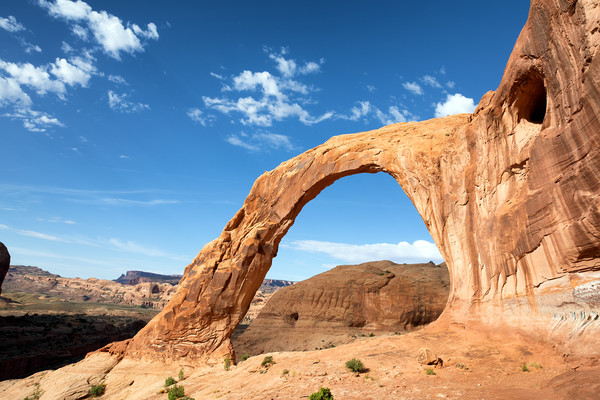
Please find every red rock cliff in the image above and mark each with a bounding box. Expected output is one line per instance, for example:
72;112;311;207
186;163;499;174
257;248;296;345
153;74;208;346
113;0;600;364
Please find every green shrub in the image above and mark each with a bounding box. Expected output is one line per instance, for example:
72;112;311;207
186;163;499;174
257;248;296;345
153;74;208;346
167;384;185;400
24;384;42;400
529;362;542;370
309;387;334;400
521;363;529;372
224;355;231;371
241;353;250;361
165;377;177;387
345;358;365;373
178;368;184;380
261;356;275;368
425;368;436;375
89;383;106;397
282;369;289;375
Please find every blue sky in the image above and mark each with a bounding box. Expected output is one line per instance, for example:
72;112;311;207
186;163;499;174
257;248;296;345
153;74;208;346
0;0;529;281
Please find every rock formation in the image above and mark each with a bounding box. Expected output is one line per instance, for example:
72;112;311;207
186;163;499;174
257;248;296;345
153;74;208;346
114;270;182;286
233;261;449;356
108;0;600;365
4;266;177;310
0;242;10;296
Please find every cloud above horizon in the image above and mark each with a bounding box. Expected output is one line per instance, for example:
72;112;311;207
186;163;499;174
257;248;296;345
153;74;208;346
434;93;476;117
283;239;444;265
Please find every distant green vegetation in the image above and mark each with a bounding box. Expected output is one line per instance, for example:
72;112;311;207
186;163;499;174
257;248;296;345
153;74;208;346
165;377;177;387
425;368;436;375
261;356;275;368
224;355;231;371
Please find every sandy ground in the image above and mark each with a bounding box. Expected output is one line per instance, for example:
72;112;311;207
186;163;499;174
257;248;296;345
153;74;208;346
3;321;599;400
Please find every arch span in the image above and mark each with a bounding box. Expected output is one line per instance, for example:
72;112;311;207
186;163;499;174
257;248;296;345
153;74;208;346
114;0;600;364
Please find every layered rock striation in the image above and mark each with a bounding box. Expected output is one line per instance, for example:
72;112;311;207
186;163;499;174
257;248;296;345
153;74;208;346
112;0;600;364
234;261;450;356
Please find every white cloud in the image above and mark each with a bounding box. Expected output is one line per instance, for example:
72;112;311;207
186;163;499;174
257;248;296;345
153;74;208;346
0;60;66;95
23;42;42;54
0;15;25;32
108;238;186;261
50;57;92;87
366;84;376;93
119;154;129;159
226;132;296;152
187;107;214;126
446;81;455;89
210;72;224;80
422;75;442;88
402;81;423;95
108;90;149;113
3;107;64;132
36;216;77;224
100;198;178;206
17;229;70;242
284;239;443;264
0;76;32;106
338;101;415;126
202;49;331;127
39;0;159;59
434;93;476;117
108;74;127;85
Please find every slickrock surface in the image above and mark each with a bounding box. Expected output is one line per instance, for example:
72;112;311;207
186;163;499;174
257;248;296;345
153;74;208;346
0;242;10;296
108;0;600;365
234;261;449;356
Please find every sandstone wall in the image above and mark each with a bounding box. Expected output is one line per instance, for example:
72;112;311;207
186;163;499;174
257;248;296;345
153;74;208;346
111;0;600;364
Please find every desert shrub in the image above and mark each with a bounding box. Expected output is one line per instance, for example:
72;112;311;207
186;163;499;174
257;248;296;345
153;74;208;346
345;358;364;373
261;356;275;368
282;369;289;375
369;333;375;337
178;368;184;380
167;384;185;400
241;353;250;361
425;368;436;375
309;387;334;400
521;363;529;372
529;362;542;370
89;383;106;397
224;355;231;371
165;377;177;387
24;384;43;400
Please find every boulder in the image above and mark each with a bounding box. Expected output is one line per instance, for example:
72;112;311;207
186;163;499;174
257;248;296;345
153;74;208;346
0;242;10;296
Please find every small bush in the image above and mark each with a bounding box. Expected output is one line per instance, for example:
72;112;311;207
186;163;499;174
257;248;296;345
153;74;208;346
309;387;334;400
530;362;542;370
167;384;185;400
369;333;375;337
345;358;365;373
24;384;42;400
178;368;184;380
261;356;275;368
165;377;177;387
282;369;289;375
224;355;231;371
241;353;250;361
521;363;529;372
89;383;106;397
425;368;436;375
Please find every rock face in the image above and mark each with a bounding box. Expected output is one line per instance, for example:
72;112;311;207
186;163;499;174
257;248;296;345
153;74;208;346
233;261;449;356
113;0;600;364
114;270;182;286
0;243;10;296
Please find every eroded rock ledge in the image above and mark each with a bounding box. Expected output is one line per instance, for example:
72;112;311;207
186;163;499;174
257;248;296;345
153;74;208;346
111;0;600;364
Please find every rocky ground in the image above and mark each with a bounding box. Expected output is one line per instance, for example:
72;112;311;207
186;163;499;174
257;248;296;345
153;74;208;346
2;321;598;400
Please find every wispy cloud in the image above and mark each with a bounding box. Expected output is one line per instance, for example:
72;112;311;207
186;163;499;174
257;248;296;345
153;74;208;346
187;107;215;126
0;15;25;33
402;81;423;95
422;75;442;88
226;132;296;152
337;100;417;126
107;90;149;113
283;239;443;264
36;216;77;224
108;238;186;260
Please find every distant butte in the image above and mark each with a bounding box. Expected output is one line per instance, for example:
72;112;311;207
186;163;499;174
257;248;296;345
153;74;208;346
112;0;600;365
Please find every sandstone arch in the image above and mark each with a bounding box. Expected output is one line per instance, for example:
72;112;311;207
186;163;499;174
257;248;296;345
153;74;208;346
116;0;600;364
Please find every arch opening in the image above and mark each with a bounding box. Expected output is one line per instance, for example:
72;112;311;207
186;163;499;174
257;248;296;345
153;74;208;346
231;172;449;357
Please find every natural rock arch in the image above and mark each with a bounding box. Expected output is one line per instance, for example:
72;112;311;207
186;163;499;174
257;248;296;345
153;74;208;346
114;0;600;364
